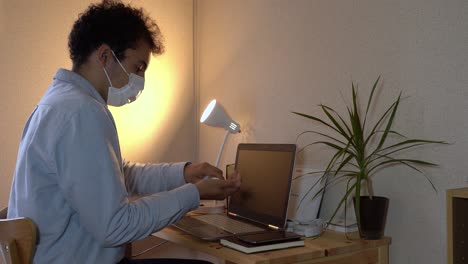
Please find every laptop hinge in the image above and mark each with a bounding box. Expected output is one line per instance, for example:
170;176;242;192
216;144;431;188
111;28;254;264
228;212;280;230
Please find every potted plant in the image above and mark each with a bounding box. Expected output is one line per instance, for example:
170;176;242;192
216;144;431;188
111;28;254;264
292;76;446;239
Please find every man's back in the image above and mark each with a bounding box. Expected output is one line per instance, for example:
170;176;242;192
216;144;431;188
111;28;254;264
8;69;126;263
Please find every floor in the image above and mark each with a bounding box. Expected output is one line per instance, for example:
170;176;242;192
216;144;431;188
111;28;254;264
131;235;224;264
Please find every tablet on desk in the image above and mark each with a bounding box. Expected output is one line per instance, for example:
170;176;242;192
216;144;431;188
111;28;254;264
237;231;301;245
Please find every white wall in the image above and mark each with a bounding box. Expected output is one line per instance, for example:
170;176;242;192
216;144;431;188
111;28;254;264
196;1;468;263
0;0;195;207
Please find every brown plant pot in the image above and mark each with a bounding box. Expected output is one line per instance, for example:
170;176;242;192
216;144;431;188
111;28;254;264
353;196;389;240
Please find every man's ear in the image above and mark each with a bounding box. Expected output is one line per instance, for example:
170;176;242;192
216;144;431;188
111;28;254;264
96;44;112;67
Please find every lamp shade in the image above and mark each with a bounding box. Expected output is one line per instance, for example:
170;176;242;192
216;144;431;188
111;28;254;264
200;99;240;133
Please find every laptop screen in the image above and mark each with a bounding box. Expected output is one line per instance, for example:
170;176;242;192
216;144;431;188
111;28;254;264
229;144;296;229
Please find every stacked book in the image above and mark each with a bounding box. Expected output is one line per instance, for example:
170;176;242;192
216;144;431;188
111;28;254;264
220;234;304;254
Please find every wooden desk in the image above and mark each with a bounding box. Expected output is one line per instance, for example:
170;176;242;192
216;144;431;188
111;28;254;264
153;228;391;264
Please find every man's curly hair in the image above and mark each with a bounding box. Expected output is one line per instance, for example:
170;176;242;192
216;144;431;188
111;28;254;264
68;0;164;69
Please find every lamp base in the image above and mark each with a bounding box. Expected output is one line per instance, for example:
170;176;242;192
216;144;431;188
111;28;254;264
192;200;225;214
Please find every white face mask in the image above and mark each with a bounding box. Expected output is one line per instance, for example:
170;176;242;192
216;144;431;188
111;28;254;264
103;50;145;107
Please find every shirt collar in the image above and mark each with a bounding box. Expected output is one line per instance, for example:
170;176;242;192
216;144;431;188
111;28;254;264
53;68;106;105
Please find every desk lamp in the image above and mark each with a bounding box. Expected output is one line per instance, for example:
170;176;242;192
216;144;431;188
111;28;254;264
200;99;240;167
196;99;240;214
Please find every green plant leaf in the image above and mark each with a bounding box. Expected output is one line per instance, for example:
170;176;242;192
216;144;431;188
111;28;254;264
362;76;381;129
316;141;352;153
351;84;363;141
375;92;401;152
321;105;353;137
292;111;342;135
293;169;358;181
377;139;447;153
369;158;439;175
375;130;407;138
366;140;446;165
296;130;347;146
333;153;355;177
368;155;437;192
297;141;354;157
349;106;365;164
364;100;398;147
320;104;352;141
322;149;346;182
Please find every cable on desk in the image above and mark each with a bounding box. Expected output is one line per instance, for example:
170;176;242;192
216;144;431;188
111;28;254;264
131;240;168;258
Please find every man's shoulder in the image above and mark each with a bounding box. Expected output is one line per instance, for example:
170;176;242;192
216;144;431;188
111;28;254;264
31;82;114;139
39;81;107;117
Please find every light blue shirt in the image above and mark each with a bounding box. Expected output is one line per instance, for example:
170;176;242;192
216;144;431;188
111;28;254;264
8;69;200;263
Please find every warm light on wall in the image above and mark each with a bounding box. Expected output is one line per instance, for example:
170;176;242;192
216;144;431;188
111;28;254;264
109;56;175;160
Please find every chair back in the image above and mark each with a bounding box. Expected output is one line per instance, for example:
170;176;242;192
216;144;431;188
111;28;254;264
0;208;37;264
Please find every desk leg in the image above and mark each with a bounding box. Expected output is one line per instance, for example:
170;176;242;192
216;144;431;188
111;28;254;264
378;245;389;264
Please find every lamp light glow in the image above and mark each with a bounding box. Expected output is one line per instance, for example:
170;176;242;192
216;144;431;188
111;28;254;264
200;99;217;123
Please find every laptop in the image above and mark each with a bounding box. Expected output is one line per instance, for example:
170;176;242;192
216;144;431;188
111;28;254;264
172;143;297;241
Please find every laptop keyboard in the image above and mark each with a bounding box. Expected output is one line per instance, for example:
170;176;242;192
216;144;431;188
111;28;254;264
193;214;265;234
173;217;231;240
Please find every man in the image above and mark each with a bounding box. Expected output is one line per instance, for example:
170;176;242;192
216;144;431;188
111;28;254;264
7;1;240;263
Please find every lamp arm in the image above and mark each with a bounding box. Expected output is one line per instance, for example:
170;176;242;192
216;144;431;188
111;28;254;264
215;130;230;169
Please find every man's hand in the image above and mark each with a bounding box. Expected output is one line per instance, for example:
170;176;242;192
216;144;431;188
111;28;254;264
195;171;241;200
184;162;223;184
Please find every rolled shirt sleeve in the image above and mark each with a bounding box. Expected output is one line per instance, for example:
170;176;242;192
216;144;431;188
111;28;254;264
123;161;190;196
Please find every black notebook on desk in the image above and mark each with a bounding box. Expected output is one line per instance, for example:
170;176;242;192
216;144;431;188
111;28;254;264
220;235;304;254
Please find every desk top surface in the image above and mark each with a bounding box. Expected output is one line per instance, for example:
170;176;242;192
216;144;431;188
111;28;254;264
154;227;391;264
